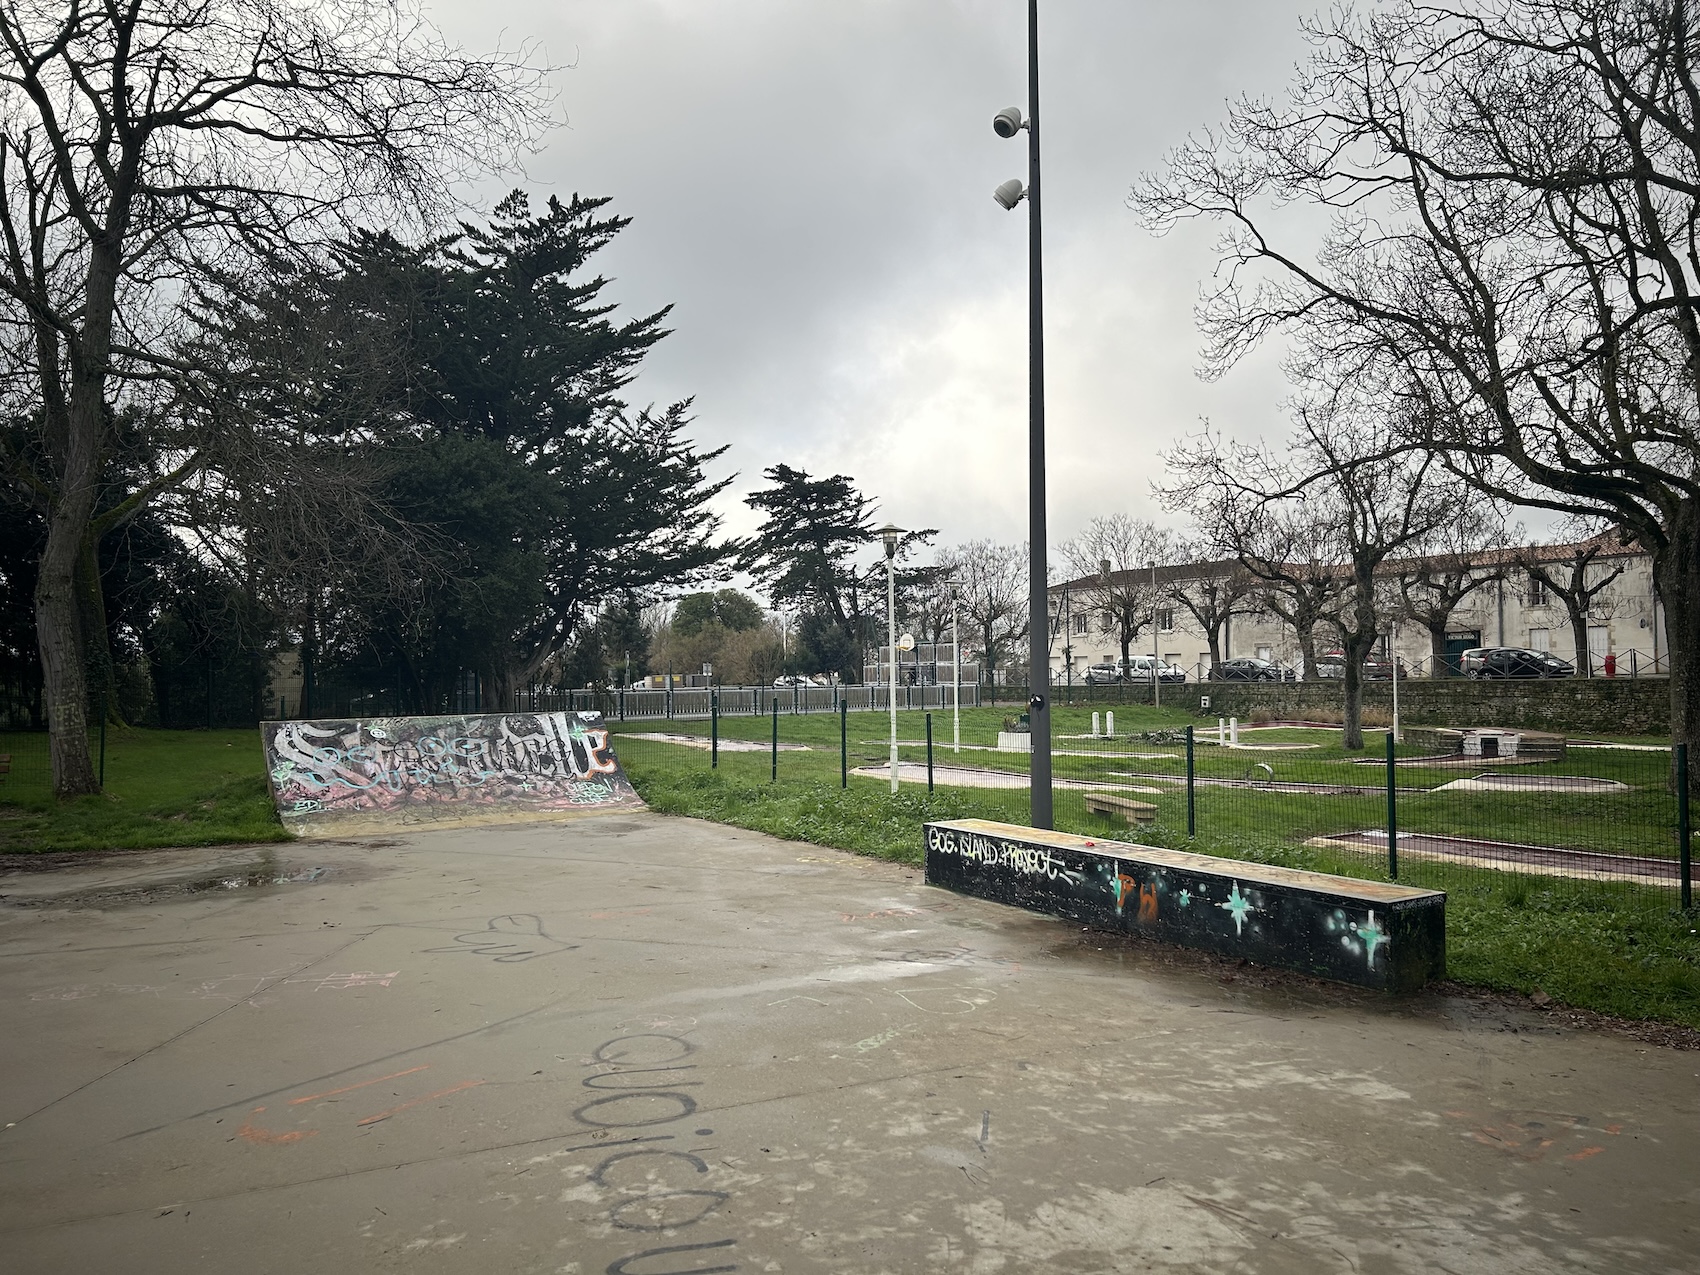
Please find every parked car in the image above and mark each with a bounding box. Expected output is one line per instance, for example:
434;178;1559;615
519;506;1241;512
1083;663;1121;686
1120;654;1186;684
773;674;810;687
1314;650;1408;680
1459;647;1574;679
1210;657;1294;682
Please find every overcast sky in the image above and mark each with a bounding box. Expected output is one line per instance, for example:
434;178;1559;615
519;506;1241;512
429;0;1322;555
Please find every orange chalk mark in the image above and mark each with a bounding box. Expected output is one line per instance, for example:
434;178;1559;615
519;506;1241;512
288;1065;430;1106
1567;1146;1605;1162
237;1107;319;1146
356;1080;484;1127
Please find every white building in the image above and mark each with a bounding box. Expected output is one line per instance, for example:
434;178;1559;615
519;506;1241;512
1047;535;1667;682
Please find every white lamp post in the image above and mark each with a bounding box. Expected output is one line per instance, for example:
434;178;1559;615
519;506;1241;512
1150;559;1161;709
879;524;904;793
947;574;963;753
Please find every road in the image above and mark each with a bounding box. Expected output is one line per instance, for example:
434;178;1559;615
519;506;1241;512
1;813;1694;1273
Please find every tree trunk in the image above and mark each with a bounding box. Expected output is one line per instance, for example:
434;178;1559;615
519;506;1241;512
1340;648;1364;750
1656;506;1700;798
1569;604;1592;678
300;603;319;719
1427;620;1449;679
35;502;99;796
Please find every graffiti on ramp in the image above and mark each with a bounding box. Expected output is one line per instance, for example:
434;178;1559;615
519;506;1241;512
262;711;644;836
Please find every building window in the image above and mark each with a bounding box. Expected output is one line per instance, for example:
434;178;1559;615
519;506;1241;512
1157;607;1175;632
1072;612;1088;636
1527;573;1549;607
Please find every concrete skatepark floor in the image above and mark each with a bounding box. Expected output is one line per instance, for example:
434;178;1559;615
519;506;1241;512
2;816;1696;1274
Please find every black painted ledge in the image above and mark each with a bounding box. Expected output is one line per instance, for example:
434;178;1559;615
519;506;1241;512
924;819;1445;992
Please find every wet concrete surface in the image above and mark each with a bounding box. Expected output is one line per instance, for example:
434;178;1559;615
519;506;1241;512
0;813;1695;1273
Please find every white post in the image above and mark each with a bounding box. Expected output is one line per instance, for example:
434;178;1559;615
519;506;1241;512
1151;560;1161;709
1229;716;1239;746
1106;710;1115;737
887;549;899;794
1218;716;1226;743
1390;622;1402;744
952;584;961;754
1091;710;1100;738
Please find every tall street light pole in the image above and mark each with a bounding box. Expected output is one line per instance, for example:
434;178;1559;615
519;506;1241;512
992;0;1051;829
880;524;904;794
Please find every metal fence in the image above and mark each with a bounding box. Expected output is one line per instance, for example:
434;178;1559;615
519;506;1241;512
510;683;983;721
605;705;1692;917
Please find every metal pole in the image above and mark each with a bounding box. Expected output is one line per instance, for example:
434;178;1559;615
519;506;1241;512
1386;730;1399;881
1390;622;1401;743
952;585;961;753
840;698;849;789
888;544;900;795
1025;0;1053;830
926;712;935;792
710;692;719;769
1679;742;1691;910
1185;723;1195;837
98;690;107;788
771;697;779;782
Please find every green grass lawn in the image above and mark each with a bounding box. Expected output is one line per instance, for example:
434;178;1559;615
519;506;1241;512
0;729;287;853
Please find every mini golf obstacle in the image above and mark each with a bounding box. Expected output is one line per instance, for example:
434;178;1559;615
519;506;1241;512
262;710;644;837
924;819;1446;992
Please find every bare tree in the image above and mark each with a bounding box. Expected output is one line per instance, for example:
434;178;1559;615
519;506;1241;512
1163;546;1258;670
1162;455;1344;681
0;0;548;793
1131;0;1700;785
1396;493;1512;677
1058;515;1175;673
953;539;1028;692
1517;531;1630;678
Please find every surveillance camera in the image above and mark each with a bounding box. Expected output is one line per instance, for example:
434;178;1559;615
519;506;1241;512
992;106;1025;138
992;178;1026;210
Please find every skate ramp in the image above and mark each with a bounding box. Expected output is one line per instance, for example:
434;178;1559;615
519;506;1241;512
262;710;644;837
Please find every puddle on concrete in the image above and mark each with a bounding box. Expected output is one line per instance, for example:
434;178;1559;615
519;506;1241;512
2;855;367;909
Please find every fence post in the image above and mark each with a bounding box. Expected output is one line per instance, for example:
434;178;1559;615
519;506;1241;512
771;697;779;782
98;689;107;788
711;692;719;769
618;688;625;721
1185;723;1194;838
926;712;934;793
840;698;849;788
1386;730;1399;881
1679;742;1692;911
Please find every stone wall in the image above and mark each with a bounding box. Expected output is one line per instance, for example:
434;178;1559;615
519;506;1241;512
1069;677;1670;736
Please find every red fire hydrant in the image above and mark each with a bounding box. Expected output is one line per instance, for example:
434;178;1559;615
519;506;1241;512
1603;651;1617;678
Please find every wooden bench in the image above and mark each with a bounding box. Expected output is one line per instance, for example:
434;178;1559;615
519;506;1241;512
1083;792;1157;824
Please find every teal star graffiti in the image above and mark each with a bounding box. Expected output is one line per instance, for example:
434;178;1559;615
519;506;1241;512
1351;910;1387;970
1177;889;1192;908
1218;882;1256;937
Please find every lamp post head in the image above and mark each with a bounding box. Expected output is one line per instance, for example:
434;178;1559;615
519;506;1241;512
877;523;904;558
992;178;1027;211
993;106;1027;138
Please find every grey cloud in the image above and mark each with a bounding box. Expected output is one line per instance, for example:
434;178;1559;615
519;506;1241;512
429;0;1320;549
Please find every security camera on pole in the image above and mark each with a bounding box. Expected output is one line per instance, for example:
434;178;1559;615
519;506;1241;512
990;0;1052;829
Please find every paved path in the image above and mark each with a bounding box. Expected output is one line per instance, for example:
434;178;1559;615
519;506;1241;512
1;815;1695;1273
